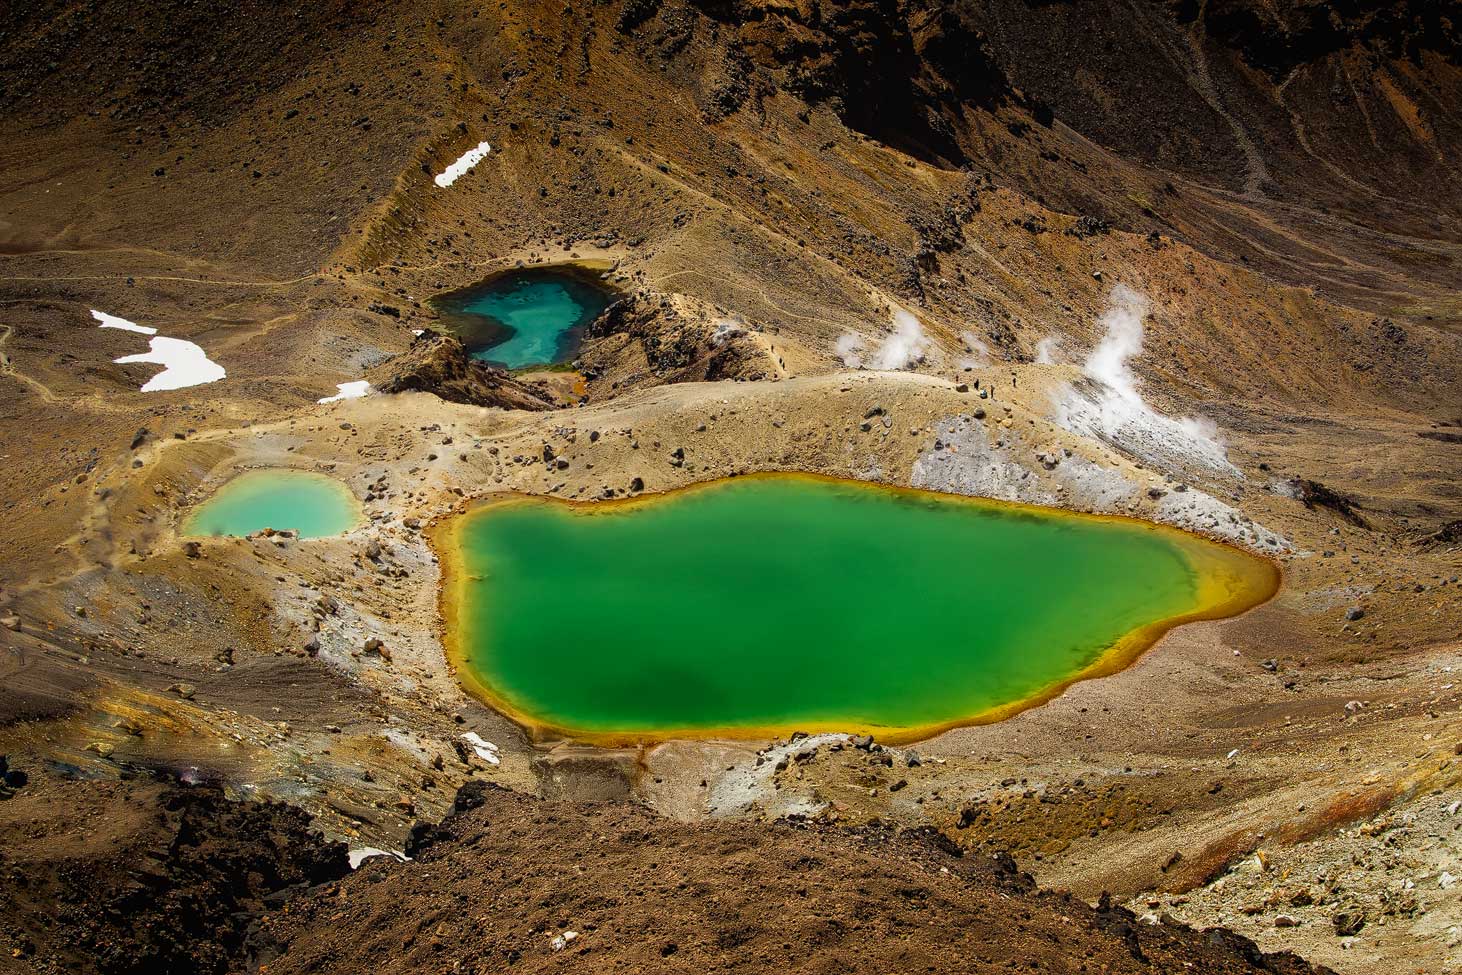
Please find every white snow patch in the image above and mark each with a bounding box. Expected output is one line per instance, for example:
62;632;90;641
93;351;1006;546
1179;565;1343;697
318;380;371;404
95;309;226;392
92;309;156;335
434;141;492;188
348;847;409;869
462;731;501;765
1054;285;1238;477
114;337;225;391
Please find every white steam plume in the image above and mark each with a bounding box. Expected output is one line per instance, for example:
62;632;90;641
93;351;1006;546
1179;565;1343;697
710;316;746;347
1084;285;1147;397
834;333;865;368
959;330;989;361
1055;285;1238;477
955;330;988;370
871;310;930;369
1034;334;1062;364
835;309;930;371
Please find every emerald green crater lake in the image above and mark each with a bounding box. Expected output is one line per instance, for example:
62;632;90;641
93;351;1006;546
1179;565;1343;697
443;475;1276;741
183;469;363;539
431;266;618;369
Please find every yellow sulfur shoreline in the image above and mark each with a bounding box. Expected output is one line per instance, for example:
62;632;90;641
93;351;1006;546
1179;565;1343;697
433;472;1282;747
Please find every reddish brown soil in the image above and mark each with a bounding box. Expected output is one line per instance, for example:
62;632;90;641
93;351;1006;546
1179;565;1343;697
258;781;1332;975
0;2;1458;973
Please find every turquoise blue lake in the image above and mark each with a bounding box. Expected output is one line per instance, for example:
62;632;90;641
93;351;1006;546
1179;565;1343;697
431;267;617;369
183;469;362;539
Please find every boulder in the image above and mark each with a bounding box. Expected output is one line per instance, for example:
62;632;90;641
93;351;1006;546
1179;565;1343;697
1332;908;1366;936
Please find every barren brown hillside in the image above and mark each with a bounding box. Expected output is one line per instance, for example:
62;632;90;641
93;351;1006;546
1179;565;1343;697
1;1;1458;973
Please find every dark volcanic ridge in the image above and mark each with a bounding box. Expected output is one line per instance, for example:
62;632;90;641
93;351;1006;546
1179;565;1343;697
0;771;348;975
264;781;1336;975
0;770;1334;975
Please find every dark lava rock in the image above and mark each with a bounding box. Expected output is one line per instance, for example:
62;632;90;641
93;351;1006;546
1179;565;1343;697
1417;519;1462;550
1066;215;1111;238
584;292;777;385
451;778;504;815
0;755;25;796
1289;478;1369;527
0;776;347;975
368;331;556;411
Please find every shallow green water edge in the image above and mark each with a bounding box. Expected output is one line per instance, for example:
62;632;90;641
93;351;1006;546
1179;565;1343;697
429;263;620;370
181;469;363;539
437;474;1280;745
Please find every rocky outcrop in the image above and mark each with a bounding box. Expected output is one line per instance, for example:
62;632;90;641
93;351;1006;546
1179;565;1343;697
0;775;348;975
581;291;782;394
1289;478;1370;528
1202;0;1461;77
678;0;1013;165
606;0;1462;271
1416;519;1462;550
368;332;557;411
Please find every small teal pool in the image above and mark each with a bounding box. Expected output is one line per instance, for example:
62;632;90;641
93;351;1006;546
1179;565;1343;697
182;469;363;539
431;266;618;369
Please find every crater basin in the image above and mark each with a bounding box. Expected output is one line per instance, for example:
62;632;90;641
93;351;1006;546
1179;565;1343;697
430;265;618;369
182;469;363;539
439;474;1278;743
